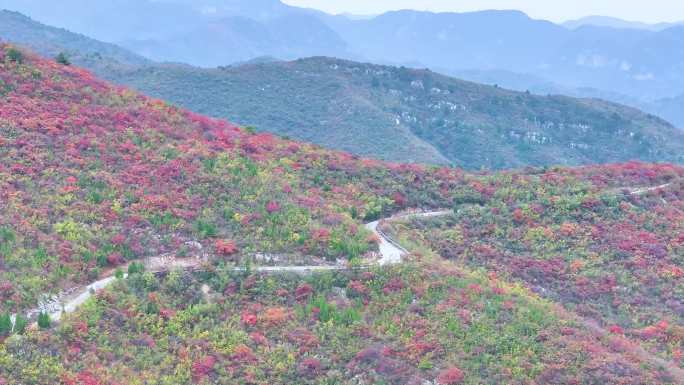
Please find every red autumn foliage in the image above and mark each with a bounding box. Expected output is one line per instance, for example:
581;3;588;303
110;233;126;246
106;252;123;266
0;282;13;298
436;367;465;385
298;358;323;378
383;277;405;294
295;283;314;302
241;311;257;327
215;239;238;256
287;329;320;354
673;349;683;361
1;44;683;384
159;308;177;320
392;192;407;207
62;372;104;385
266;201;281;214
231;344;257;364
512;208;525;223
260;307;288;327
192;356;217;380
347;280;368;297
250;332;268;346
311;228;331;242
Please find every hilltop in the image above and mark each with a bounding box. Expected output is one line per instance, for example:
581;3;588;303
0;10;148;71
109;57;684;169
1;45;683;384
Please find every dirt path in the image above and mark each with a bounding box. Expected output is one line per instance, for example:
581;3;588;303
17;210;452;323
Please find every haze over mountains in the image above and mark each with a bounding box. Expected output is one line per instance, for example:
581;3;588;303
563;16;684;32
3;9;684;169
2;0;684;128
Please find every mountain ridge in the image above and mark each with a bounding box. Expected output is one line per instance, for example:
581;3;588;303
106;55;684;169
563;15;684;31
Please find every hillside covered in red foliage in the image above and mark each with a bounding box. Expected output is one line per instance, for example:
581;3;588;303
0;45;683;384
0;43;465;311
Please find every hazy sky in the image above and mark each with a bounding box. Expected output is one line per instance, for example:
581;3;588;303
282;0;684;23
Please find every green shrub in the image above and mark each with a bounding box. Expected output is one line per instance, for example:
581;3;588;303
0;226;15;244
128;262;145;275
0;313;11;336
0;226;15;255
13;314;27;334
55;52;71;66
38;312;51;329
6;47;23;64
194;219;217;239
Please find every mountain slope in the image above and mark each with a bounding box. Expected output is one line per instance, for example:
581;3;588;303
0;44;681;385
647;94;684;128
386;163;684;369
107;57;684;169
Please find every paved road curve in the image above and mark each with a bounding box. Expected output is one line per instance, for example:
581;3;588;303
21;210;452;323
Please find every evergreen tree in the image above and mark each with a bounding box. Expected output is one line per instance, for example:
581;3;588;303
6;47;23;64
55;52;71;66
13;314;27;334
0;313;11;336
38;311;51;329
128;262;144;275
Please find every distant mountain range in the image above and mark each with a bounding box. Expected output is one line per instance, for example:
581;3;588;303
563;16;684;32
2;8;683;169
2;0;683;130
326;10;684;102
0;0;348;66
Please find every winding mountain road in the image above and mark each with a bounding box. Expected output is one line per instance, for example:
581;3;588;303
12;204;684;382
19;182;677;324
19;210;451;323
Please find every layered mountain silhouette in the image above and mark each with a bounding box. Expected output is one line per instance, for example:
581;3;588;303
2;9;683;169
2;0;683;128
563;15;684;32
